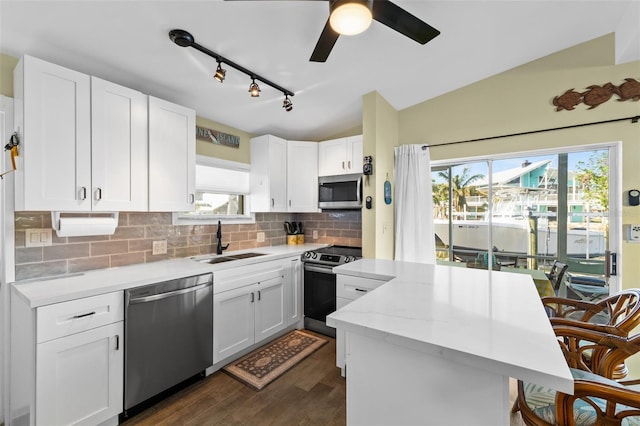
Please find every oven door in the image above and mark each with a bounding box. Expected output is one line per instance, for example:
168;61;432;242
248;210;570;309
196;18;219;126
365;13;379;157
303;263;337;337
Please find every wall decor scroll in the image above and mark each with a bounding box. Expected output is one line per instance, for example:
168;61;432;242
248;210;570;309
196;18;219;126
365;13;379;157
552;77;640;111
196;125;240;148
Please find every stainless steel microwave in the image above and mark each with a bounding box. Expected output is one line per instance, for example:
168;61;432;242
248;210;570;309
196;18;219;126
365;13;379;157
318;173;363;210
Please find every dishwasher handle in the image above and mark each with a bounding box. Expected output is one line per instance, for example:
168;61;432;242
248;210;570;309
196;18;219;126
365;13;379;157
128;281;212;305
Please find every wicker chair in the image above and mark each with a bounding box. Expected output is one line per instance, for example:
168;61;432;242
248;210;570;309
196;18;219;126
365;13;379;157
542;289;640;379
514;325;640;426
542;289;640;337
546;261;569;293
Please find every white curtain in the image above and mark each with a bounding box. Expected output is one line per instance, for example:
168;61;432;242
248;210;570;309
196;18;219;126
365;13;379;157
394;144;436;263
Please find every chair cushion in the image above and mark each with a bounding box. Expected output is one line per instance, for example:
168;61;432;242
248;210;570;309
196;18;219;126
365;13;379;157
522;368;640;425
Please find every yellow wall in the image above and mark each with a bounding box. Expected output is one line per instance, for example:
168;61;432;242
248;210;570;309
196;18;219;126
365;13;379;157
195;116;252;163
364;34;640;375
0;53;19;97
362;91;397;259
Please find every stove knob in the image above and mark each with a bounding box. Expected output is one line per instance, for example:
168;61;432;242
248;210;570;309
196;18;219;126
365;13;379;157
344;256;354;263
303;251;311;259
311;252;318;259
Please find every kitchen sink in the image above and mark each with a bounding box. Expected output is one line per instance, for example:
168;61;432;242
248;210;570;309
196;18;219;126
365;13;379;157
194;252;267;264
227;252;266;259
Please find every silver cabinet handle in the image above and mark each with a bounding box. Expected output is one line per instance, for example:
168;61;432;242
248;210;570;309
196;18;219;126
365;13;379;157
80;187;87;200
342;161;345;170
73;311;95;319
271;198;275;207
348;161;351;169
289;200;291;207
115;335;120;350
189;193;195;204
250;292;255;303
355;288;368;293
95;187;102;201
258;290;261;301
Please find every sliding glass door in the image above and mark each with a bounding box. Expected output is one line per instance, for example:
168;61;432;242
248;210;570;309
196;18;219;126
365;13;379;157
432;144;619;299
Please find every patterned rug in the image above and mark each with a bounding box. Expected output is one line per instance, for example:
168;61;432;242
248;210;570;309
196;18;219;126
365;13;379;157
222;330;327;391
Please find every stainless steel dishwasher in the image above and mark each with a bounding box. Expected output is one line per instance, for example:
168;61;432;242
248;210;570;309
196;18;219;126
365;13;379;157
123;272;213;416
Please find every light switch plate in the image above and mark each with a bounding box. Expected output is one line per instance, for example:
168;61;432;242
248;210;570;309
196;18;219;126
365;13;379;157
25;229;52;247
630;224;640;243
257;232;265;243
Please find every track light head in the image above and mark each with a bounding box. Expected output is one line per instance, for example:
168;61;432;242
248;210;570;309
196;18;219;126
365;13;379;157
169;29;195;47
214;62;226;83
249;79;261;97
283;95;293;112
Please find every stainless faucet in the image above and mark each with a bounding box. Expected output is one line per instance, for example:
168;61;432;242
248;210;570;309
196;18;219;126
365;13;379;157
216;220;229;255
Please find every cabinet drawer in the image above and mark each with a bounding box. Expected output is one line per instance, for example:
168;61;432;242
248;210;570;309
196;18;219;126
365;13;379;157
37;291;124;343
337;275;387;301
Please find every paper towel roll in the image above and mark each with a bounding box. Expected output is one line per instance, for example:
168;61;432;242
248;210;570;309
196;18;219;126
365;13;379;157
53;214;118;237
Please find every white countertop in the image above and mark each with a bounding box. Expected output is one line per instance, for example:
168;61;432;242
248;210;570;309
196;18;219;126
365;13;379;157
12;244;324;308
327;258;574;393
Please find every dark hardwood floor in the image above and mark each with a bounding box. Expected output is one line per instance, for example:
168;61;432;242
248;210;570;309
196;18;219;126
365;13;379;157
121;332;346;426
121;331;525;425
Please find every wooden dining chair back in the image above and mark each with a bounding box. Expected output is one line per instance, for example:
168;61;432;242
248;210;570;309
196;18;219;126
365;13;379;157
542;289;640;337
515;327;640;425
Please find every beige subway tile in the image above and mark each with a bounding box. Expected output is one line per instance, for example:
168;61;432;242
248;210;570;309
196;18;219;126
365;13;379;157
68;256;110;273
199;244;216;255
145;251;174;263
91;240;129;256
128;212;172;226
230;231;249;241
111;226;145;240
15;213;44;229
129;239;155;252
238;240;258;250
167;235;189;248
145;225;173;239
65;234;109;243
15;230;25;248
111;252;145;267
174;246;201;258
16;261;68;281
44;243;90;261
16;247;43;264
189;234;211;246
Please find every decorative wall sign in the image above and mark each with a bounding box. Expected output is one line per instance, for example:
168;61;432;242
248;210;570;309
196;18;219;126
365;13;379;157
552;78;640;111
196;126;240;148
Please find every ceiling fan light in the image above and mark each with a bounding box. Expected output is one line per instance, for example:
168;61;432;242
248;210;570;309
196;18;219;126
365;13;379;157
214;62;226;83
249;79;261;97
329;2;372;36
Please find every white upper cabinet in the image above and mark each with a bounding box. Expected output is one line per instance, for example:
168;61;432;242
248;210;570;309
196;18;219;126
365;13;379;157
148;96;196;212
250;136;318;213
287;140;318;212
318;134;363;176
14;55;148;211
250;134;288;212
91;77;148;211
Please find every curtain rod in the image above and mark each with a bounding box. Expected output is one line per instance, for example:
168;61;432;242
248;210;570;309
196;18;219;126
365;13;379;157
422;115;640;149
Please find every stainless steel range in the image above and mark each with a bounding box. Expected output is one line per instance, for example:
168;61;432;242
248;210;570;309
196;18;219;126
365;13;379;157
301;245;361;337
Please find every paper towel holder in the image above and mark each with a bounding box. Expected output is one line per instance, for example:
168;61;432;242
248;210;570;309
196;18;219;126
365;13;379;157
51;211;119;237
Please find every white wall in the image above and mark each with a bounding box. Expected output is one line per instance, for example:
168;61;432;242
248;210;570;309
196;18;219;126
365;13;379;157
1;95;16;425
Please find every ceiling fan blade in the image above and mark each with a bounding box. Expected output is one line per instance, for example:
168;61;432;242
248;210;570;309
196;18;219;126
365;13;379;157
310;18;340;62
372;0;440;45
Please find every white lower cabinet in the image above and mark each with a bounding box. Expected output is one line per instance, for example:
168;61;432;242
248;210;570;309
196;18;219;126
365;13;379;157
36;322;124;426
213;265;286;364
335;274;388;376
213;257;303;365
10;290;124;426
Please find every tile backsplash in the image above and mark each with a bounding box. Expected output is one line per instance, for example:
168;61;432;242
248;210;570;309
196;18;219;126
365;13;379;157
14;210;362;281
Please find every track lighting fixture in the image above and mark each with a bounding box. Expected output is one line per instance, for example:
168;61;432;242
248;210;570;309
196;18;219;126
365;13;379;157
283;95;293;112
169;29;294;110
249;79;261;97
214;61;226;83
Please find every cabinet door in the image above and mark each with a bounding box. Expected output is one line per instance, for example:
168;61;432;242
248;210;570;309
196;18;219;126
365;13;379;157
91;77;148;211
285;258;302;326
16;55;91;211
318;138;347;176
255;275;286;343
346;135;363;174
148;96;196;211
213;285;255;364
36;321;123;426
250;135;287;212
287;141;318;212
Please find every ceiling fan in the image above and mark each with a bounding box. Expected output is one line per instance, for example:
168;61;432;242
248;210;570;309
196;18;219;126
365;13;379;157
225;0;441;62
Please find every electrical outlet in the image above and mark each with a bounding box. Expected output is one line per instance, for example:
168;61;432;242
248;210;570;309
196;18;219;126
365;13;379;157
312;230;318;240
630;224;640;242
25;229;52;247
257;232;265;243
152;240;167;255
